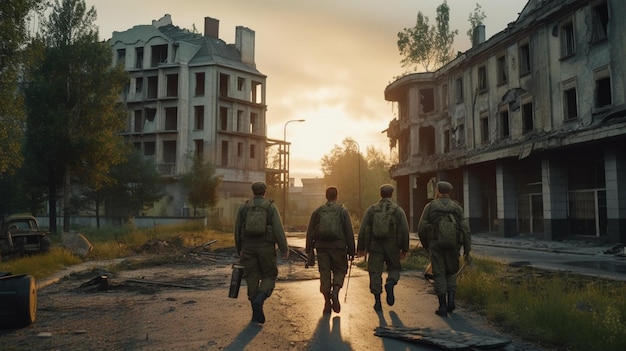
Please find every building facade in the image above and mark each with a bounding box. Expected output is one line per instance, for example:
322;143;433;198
385;0;626;243
110;15;268;225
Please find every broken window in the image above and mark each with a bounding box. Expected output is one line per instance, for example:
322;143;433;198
478;66;487;92
164;107;177;130
481;112;489;143
220;73;230;97
135;77;143;95
195;139;204;158
163;141;176;163
594;67;612;108
117;49;125;67
250;144;256;159
135;47;143;68
145;108;156;122
251;81;262;103
499;109;510;138
166;74;178;97
236;110;244;132
147;76;158;99
591;1;609;43
457;123;465;146
134;110;143;132
250;112;258;133
221;140;229;166
419;126;435;156
195;72;205;96
519;42;531;76
419;88;434;113
444;129;450;153
497;55;507;85
522;101;534;133
560;20;576;58
237;142;243;157
194;105;204;130
237;77;245;91
563;87;578;120
151;44;168;67
455;77;464;103
220;107;228;131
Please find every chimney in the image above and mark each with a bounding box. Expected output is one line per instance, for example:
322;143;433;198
472;24;486;47
236;26;256;67
204;17;219;38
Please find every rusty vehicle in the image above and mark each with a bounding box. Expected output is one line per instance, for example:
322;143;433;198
0;215;51;260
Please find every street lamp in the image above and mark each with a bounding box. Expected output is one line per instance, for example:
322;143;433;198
345;139;361;219
283;119;305;226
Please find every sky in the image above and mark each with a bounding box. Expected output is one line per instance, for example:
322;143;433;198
85;0;529;185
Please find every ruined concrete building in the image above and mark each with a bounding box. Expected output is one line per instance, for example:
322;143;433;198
384;0;626;243
110;15;267;223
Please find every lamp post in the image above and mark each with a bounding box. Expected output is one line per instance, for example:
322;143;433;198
345;139;361;219
283;119;305;226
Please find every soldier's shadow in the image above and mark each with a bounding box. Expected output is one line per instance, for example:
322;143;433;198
308;314;353;350
223;323;262;351
377;310;416;350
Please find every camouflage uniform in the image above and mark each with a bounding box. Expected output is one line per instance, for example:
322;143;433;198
306;199;356;313
417;181;471;316
357;184;410;311
234;182;288;323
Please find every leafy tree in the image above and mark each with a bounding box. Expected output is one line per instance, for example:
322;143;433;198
180;155;221;217
467;3;487;42
102;150;165;219
397;1;458;72
23;0;128;232
0;0;43;175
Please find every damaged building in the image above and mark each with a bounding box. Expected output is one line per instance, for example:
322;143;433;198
109;15;268;224
384;0;626;243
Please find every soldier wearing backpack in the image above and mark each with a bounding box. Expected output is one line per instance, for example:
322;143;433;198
357;184;410;312
234;181;289;324
305;186;356;314
417;181;471;317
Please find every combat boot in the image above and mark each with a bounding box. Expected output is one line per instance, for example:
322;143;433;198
384;281;395;306
447;290;456;313
373;293;382;311
322;292;332;314
330;285;341;313
435;294;447;316
252;292;268;323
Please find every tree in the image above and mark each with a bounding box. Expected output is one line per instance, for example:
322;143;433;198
23;0;128;232
0;1;43;175
467;3;487;43
397;1;458;72
102;150;165;219
180;155;221;217
320;138;395;221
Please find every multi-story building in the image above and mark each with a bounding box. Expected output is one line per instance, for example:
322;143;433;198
384;0;626;243
110;15;268;225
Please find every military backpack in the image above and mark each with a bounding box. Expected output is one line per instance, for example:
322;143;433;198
371;202;398;239
431;200;462;249
243;199;272;237
316;203;344;241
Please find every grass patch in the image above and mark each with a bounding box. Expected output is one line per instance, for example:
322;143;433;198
458;255;626;351
0;222;236;278
0;248;82;280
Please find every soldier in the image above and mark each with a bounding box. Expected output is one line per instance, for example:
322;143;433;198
417;181;471;316
234;181;289;324
357;184;410;312
306;186;356;314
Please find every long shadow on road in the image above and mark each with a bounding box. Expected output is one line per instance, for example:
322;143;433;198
308;315;353;351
